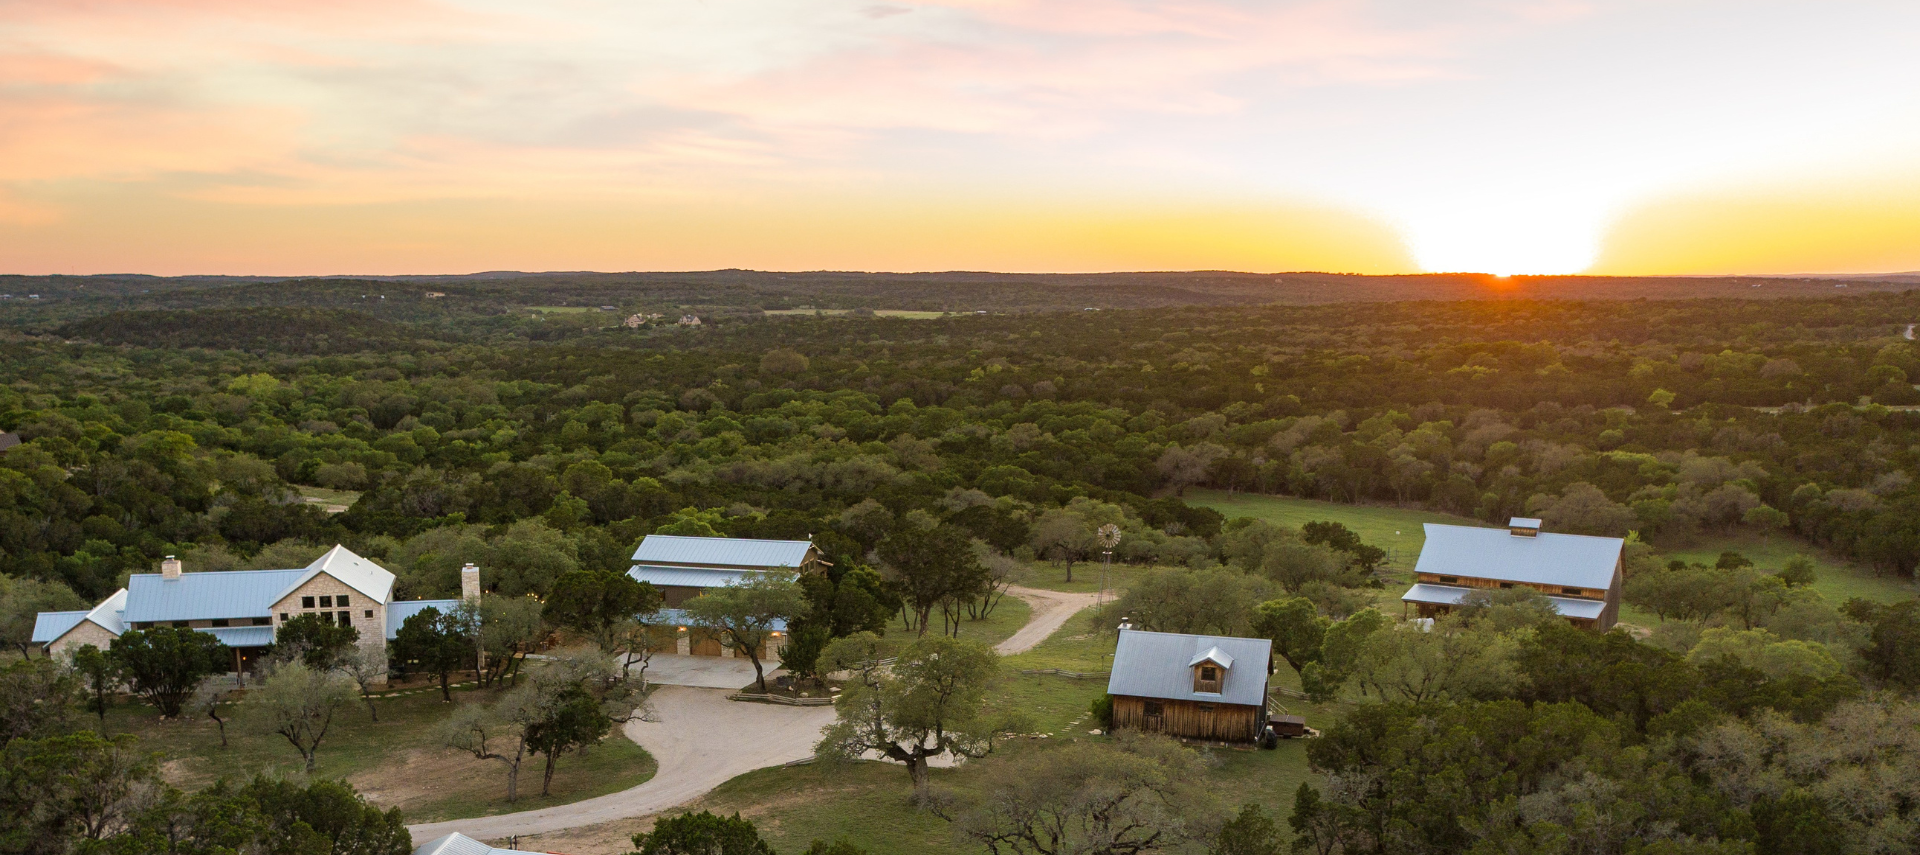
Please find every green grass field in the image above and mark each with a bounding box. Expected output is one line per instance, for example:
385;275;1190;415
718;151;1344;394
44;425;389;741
1188;489;1489;573
105;677;655;823
1187;490;1920;607
762;309;951;319
294;485;360;512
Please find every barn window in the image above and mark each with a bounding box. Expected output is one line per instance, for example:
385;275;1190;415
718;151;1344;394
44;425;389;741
172;621;189;628
1144;701;1164;716
253;617;271;626
1561;587;1581;595
1499;583;1515;589
1438;576;1458;584
210;619;229;627
1200;665;1218;681
1198;703;1216;711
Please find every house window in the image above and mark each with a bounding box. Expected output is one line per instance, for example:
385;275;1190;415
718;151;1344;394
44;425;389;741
1562;587;1582;595
279;613;290;623
338;611;351;627
1200;665;1218;681
319;612;333;626
172;621;189;628
337;595;350;607
211;619;230;627
364;610;373;619
1143;701;1164;716
319;596;333;608
301;596;315;609
1196;703;1216;712
1438;576;1458;584
253;617;271;626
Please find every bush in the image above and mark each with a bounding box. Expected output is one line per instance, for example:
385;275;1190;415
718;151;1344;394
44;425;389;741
1090;694;1114;730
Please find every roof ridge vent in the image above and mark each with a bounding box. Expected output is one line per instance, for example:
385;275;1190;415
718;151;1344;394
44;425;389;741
1509;517;1541;537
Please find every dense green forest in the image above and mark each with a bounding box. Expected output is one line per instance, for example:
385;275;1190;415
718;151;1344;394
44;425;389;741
6;282;1920;853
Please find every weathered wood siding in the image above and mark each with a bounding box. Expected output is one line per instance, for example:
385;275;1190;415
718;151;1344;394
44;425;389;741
1112;695;1264;743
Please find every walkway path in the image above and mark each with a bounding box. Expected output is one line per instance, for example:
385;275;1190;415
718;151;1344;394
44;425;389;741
407;583;1103;843
996;585;1103;655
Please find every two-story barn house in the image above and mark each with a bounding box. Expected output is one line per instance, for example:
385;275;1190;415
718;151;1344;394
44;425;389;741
1400;518;1625;630
625;534;827;659
32;545;468;679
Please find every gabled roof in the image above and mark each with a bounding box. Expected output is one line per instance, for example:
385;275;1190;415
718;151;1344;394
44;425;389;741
125;568;304;623
1414;523;1623;591
32;588;128;643
272;545;396;606
628;565;756;589
629;535;812;570
1108;629;1270;707
1188;646;1234;669
1401;582;1608;620
387;599;461;640
413;832;532;855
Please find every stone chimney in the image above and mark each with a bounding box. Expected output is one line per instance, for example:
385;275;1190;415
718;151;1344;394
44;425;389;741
1509;517;1541;538
161;555;182;581
461;563;481;602
1118;616;1133;631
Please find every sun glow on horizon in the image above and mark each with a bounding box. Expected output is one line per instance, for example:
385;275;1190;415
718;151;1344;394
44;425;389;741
4;1;1920;276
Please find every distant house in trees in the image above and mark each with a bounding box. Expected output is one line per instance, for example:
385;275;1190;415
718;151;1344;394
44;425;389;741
1400;518;1624;630
677;314;702;326
626;534;826;658
32;545;474;678
1106;626;1273;744
0;432;20;454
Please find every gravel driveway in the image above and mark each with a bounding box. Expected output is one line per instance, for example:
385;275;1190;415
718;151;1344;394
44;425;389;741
405;686;836;842
407;584;1100;844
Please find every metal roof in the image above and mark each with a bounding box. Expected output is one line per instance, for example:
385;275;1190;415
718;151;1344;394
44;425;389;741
124;569;304;623
1413;523;1622;591
1107;628;1270;707
33;588;128;643
387;599;461;640
202;625;276;648
413;832;532;855
32;611;87;643
273;545;395;606
629;535;812;570
654;606;788;632
1401;582;1607;620
628;565;755;589
1188;646;1234;669
1509;517;1542;528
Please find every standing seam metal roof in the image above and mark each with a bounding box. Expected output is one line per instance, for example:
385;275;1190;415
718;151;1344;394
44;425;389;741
628;565;756;588
272;545;396;606
1413;523;1623;590
387;599;461;640
32;611;88;643
629;535;812;569
123;569;305;623
1106;629;1271;707
413;832;532;855
1401;582;1608;620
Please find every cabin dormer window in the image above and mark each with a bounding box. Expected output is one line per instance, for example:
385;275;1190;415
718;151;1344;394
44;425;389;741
1201;665;1218;681
1193;663;1224;693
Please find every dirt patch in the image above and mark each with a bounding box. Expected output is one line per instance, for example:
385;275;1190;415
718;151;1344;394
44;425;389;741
349;746;492;811
503;815;658;855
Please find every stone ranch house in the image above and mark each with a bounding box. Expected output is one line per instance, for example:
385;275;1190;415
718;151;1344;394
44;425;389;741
33;545;467;680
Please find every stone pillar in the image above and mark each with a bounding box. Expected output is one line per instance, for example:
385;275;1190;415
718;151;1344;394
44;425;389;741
460;563;481;602
675;633;690;655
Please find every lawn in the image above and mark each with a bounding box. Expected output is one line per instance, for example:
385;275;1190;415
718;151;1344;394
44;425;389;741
1010;558;1153;594
104;676;655;823
1188;490;1920;610
763;309;951;319
1188;489;1489;573
294;485;360;513
879;592;1030;650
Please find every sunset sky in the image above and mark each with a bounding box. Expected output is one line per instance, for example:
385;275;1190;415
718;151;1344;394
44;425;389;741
3;0;1919;277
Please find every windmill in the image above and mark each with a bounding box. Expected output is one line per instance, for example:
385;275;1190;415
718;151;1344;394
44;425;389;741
1096;523;1122;605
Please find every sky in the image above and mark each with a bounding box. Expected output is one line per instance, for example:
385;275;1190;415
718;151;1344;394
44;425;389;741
3;0;1919;277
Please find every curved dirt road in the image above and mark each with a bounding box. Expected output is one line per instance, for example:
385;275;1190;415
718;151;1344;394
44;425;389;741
406;686;836;842
409;584;1101;843
997;585;1103;654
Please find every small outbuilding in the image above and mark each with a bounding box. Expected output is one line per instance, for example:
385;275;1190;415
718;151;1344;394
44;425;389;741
1106;626;1273;744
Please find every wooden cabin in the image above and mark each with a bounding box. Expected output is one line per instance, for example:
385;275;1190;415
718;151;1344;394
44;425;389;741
1106;627;1273;744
